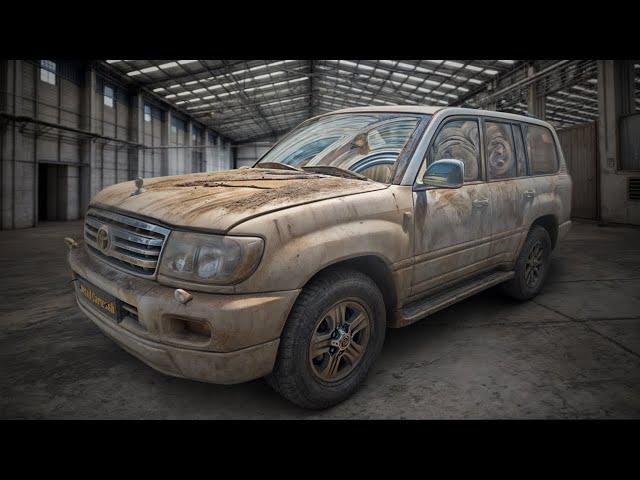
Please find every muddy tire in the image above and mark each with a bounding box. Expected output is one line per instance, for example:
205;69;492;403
502;225;552;301
266;268;386;409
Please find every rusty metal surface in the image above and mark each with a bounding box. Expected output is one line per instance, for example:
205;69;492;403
557;122;598;219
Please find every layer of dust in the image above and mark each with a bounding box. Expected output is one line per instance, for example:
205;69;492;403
223;177;369;210
175;182;272;189
146;168;322;189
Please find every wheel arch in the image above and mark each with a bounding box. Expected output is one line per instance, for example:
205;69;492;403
531;214;559;249
299;255;398;324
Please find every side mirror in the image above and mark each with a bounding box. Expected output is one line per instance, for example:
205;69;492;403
418;159;464;190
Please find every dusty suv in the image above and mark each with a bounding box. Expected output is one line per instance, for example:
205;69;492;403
68;106;572;409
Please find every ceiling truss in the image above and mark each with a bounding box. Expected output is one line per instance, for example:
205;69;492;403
103;59;639;143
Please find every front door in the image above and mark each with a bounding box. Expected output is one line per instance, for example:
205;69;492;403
411;117;492;300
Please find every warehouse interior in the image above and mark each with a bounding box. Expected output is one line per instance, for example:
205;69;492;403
1;59;639;230
1;59;639;419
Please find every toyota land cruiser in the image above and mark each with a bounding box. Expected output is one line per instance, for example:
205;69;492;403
67;106;572;409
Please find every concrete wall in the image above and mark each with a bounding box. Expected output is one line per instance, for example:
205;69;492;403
0;60;232;230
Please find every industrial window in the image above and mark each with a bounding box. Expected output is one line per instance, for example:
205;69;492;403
524;124;559;175
485;121;517;180
40;60;56;85
104;85;114;108
426;118;481;182
144;104;151;122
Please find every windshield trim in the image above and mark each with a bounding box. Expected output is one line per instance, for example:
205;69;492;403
253;112;432;185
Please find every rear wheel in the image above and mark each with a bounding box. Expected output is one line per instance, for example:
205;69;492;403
502;225;552;301
267;268;386;409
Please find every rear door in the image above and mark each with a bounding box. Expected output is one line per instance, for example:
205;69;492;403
520;123;563;228
483;118;531;264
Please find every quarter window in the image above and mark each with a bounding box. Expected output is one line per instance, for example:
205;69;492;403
40;60;56;85
104;85;114;108
524;124;559;174
485;121;517;180
426;119;481;182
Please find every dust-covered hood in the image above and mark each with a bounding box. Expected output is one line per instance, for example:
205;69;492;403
89;168;388;232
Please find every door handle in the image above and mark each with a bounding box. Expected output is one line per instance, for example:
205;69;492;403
472;198;489;208
523;190;536;199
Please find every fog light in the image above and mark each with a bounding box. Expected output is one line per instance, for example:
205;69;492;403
174;288;193;304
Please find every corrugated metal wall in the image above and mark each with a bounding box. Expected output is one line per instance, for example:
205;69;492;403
558;121;599;219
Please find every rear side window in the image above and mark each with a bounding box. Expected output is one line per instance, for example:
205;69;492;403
524;124;559;174
484;121;517;180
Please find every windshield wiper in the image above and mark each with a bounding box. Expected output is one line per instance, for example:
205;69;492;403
301;165;369;181
256;162;305;172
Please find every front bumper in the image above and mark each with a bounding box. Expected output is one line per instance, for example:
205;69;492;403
68;244;299;384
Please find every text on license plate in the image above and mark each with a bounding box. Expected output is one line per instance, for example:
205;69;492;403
78;281;118;317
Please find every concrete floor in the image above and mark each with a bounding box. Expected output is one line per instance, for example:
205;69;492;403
1;220;639;419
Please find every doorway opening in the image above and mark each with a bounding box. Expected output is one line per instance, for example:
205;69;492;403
38;163;67;222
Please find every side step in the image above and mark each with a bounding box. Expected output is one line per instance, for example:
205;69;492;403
396;270;515;328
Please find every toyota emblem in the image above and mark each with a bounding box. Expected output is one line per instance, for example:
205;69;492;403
96;226;111;253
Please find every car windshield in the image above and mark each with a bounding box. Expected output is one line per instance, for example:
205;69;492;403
255;112;427;183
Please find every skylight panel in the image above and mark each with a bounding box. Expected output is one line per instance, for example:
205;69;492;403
444;61;464;69
159;61;179;70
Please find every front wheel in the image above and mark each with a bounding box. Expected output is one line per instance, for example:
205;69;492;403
266;268;386;409
502;225;552;301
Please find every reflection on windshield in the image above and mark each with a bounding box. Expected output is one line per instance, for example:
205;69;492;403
257;113;425;183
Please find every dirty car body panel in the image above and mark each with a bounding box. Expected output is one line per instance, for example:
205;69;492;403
67;105;572;387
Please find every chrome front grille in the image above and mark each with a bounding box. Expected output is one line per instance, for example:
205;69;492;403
84;208;170;277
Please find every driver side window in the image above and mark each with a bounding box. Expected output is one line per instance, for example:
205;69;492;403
423;118;481;182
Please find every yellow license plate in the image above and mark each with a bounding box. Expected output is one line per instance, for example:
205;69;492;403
77;279;119;320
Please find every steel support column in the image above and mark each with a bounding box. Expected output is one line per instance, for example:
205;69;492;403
597;60;638;225
527;63;546;120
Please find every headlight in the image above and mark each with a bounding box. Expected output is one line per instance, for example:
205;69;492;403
158;231;264;285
